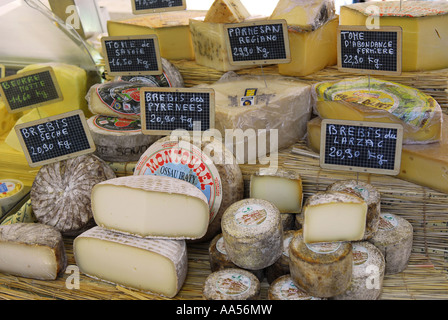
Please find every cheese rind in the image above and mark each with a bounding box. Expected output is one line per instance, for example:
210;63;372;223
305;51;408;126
91;175;210;240
265;230;295;284
204;0;250;23
74;227;187;298
268;275;324;300
0;223;67;280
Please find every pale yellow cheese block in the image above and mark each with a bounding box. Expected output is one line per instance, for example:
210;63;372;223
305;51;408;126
204;0;250;23
0;101;20;136
107;11;206;61
340;1;448;71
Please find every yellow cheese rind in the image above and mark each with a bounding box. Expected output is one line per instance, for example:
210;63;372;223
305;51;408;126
204;0;250;23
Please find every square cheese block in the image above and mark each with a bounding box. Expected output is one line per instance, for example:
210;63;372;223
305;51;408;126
74;227;187;298
91;175;210;240
340;1;448;71
312;77;443;144
250;169;303;213
204;0;250;23
303;191;368;243
107;11;206;60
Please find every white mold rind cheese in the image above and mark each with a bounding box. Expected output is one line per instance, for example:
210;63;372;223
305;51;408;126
268;275;324;300
265;230;296;284
221;198;283;270
332;241;385;300
30;154;116;236
134;136;244;243
368;213;413;275
326;180;381;240
0;223;67;280
74;227;187;298
202;268;261;300
289;230;353;298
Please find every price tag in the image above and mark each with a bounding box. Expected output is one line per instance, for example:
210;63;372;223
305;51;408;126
15;110;96;168
224;20;291;66
102;35;163;76
0;67;63;113
140;87;215;135
131;0;186;14
320;119;403;175
337;25;402;75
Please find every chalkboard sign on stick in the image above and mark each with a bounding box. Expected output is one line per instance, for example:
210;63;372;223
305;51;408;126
0;67;63;114
15;110;96;168
320;119;403;175
131;0;186;14
337;25;402;76
102;35;162;76
224;20;290;66
140;87;215;135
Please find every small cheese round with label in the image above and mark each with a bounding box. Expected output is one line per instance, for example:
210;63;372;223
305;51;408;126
221;198;283;270
268;275;324;300
265;230;296;284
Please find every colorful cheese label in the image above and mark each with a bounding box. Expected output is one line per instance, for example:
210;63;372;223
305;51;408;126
279;279;318;300
352;244;369;266
306;241;342;254
234;204;268;227
93;115;142;133
216;272;251;297
117;72;172;87
378;213;398;231
96;82;144;117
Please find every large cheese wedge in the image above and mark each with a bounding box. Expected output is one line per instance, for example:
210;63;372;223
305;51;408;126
91;175;210;240
74;226;187;298
307;115;448;195
0;101;20;136
107;11;206;60
0;223;67;280
303;191;368;243
340;1;448;72
313;77;443;144
204;0;250;23
197;75;312;163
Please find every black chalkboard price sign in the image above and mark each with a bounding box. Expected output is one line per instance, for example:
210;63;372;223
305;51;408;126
102;35;163;76
140;87;215;135
131;0;186;14
320;119;403;175
14;110;96;168
0;67;63;114
224;20;291;66
337;26;402;76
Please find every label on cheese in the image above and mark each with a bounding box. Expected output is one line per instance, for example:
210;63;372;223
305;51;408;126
305;242;342;254
378;213;398;231
216;272;252;296
134;140;222;224
216;236;227;255
352;243;369;266
117;74;172;87
279;279;319;300
96;82;143;118
234;204;267;227
93;116;141;133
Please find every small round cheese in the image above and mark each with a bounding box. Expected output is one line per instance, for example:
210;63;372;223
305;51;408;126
0;179;26;217
326;179;381;240
332;241;385;300
265;230;295;284
221;198;283;270
202;268;261;300
268;275;324;300
289;230;353;298
368;213;413;275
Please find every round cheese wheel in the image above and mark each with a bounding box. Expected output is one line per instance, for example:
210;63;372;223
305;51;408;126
332;241;385;300
221;198;283;270
30;154;116;236
268;275;324;300
134;136;244;243
202;268;261;300
368;213;413;275
208;233;264;281
0;179;26;217
265;230;295;284
289;230;353;298
87;115;160;162
326;179;381;240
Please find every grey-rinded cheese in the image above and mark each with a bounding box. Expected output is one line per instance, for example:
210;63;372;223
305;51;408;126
265;230;296;284
268;275;324;300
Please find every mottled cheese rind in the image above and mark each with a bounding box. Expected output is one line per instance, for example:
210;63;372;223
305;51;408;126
265;230;295;284
74;227;187;298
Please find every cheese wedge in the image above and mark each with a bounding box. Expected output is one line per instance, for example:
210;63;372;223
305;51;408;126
0;101;20;136
204;0;250;23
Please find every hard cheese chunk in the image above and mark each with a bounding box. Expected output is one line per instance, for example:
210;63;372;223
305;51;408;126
74;227;187;298
107;11;206;60
0;223;67;280
91;175;210;240
313;77;443;144
340;1;448;71
0;101;20;136
250;169;303;213
204;0;250;23
303;191;368;243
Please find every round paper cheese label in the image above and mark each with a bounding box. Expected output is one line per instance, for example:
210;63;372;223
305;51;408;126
216;236;227;255
378;213;398;231
279;279;318;300
306;242;342;254
234;204;267;227
216;272;251;297
93;115;141;133
353;244;369;266
96;82;143;117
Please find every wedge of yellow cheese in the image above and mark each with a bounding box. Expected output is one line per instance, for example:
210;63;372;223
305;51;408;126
0;101;20;136
204;0;250;23
340;1;448;71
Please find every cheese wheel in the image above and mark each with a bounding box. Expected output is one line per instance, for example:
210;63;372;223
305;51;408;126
289;230;353;298
208;233;264;281
30;154;116;236
268;275;324;300
87;115;160;162
332;241;385;300
74;227;187;298
368;213;413;275
134;136;244;242
0;223;67;280
221;198;283;270
202;268;261;300
0;179;26;217
326;180;381;240
265;230;295;284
